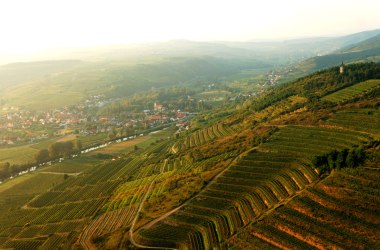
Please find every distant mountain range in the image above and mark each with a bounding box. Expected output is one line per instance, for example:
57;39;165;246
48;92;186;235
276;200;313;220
1;29;380;109
295;31;380;73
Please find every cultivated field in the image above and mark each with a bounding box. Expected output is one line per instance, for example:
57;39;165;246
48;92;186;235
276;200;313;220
228;166;380;249
326;108;380;136
172;123;235;153
322;79;380;103
136;125;372;248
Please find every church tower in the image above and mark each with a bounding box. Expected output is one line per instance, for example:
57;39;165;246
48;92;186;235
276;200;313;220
339;61;344;74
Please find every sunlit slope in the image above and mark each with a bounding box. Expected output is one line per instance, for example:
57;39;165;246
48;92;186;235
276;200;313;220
322;79;380;103
136;126;373;249
228;161;380;249
0;63;379;249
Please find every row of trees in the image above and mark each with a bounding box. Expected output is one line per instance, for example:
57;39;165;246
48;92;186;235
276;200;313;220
35;140;82;163
312;147;365;175
0;162;36;181
0;139;83;181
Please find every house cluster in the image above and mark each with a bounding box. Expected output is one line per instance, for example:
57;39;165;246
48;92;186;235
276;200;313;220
0;95;109;145
0;108;86;129
0;97;192;146
140;102;190;127
266;71;282;86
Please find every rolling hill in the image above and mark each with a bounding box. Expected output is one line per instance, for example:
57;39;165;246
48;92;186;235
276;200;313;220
223;29;380;64
2;29;380;110
296;33;380;73
0;62;379;249
0;56;269;110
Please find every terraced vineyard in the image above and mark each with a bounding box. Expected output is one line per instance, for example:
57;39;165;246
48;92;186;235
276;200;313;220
228;165;380;249
135;125;372;249
250;95;307;122
322;79;380;103
326;108;380;136
81;141;240;248
172;123;235;153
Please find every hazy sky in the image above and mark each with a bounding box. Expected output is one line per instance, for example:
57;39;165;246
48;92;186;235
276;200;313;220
0;0;379;55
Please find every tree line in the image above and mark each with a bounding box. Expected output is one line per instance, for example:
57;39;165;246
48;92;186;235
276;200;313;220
0;140;82;181
312;146;366;175
35;140;82;163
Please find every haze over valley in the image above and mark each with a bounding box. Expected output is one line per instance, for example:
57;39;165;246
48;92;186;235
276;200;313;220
0;1;379;249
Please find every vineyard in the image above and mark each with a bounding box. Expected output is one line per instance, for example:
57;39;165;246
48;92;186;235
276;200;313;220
322;79;380;103
228;165;380;249
0;133;177;249
250;95;307;122
326;108;380;136
172;123;235;153
0;65;379;249
135;125;372;249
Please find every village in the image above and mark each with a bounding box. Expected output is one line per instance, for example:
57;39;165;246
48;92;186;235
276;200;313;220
0;93;194;147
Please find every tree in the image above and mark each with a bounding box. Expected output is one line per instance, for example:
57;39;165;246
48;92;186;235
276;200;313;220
35;149;50;163
107;131;116;140
355;147;365;163
74;140;82;151
335;149;348;169
48;143;60;158
48;141;74;158
345;150;357;168
327;150;338;169
0;162;10;180
62;141;74;157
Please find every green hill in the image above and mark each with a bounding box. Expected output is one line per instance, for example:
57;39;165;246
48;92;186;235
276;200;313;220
0;63;379;249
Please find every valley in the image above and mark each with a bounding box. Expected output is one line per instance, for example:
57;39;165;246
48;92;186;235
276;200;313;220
0;28;380;250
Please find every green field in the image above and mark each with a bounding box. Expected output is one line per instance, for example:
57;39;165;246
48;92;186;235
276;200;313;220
0;134;80;165
0;145;38;165
322;79;380;103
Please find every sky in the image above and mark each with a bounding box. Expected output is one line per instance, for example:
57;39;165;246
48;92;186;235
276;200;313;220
0;0;379;56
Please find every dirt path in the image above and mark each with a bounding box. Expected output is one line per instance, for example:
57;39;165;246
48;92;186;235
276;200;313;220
264;123;377;137
128;162;178;250
129;148;255;249
39;171;82;176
